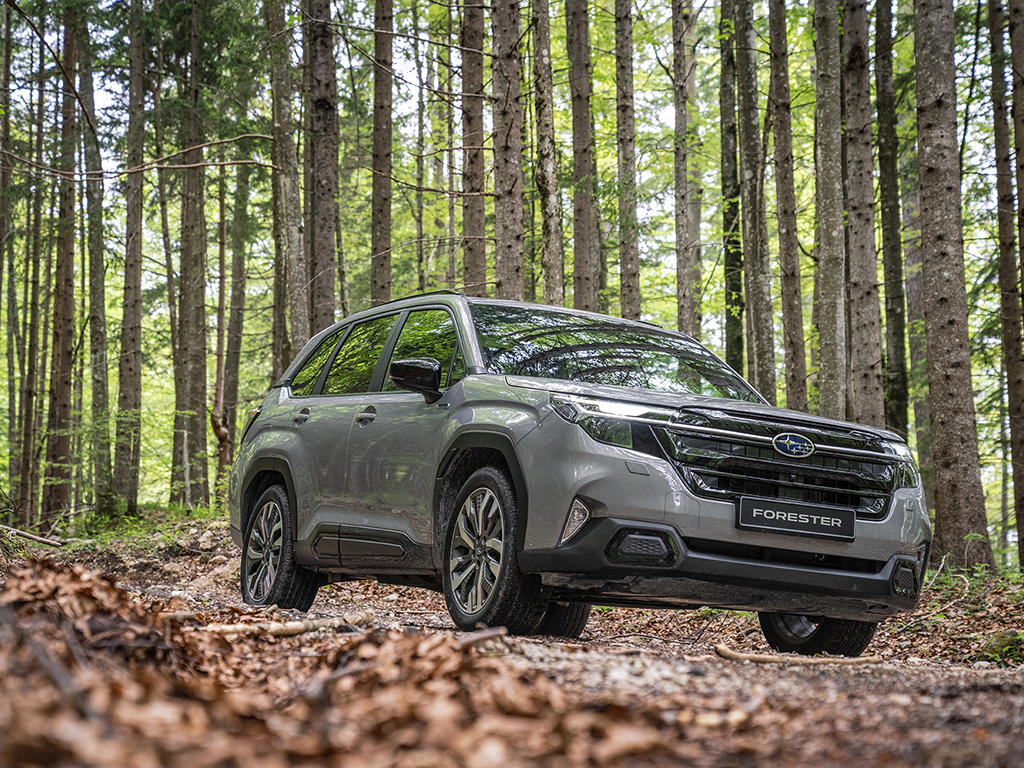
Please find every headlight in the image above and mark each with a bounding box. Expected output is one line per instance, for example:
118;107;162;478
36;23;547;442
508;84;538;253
550;394;674;450
884;440;921;488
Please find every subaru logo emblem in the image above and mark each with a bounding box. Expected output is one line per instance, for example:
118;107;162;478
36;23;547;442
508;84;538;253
773;432;815;458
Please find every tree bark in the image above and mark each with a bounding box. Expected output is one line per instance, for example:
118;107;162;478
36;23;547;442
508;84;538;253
916;0;994;568
493;0;525;300
735;0;775;403
78;23;113;514
533;0;564;306
720;0;744;374
566;0;595;311
266;0;307;352
462;0;487;296
1;3;16;495
371;0;392;305
769;0;807;412
814;0;847;420
876;0;909;436
41;5;80;523
224;160;250;458
309;0;338;327
615;0;640;319
843;0;885;427
674;0;701;337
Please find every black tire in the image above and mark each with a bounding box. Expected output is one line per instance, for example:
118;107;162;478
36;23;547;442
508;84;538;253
537;602;592;638
441;466;545;634
758;612;879;657
240;484;323;611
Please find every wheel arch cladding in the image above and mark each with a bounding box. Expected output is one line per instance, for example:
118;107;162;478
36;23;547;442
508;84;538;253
433;432;529;565
242;457;298;536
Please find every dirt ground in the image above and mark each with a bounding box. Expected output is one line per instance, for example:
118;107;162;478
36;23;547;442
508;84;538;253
2;518;1023;767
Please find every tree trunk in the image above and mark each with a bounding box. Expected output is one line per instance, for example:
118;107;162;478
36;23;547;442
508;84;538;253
566;0;595;311
674;0;701;336
224;159;250;458
916;0;994;568
814;0;847;420
720;0;744;374
266;0;307;352
615;0;640;319
533;0;563;306
876;0;909;436
371;0;392;305
462;0;487;296
769;0;807;412
843;0;885;427
413;0;426;293
493;0;525;301
309;0;338;327
992;0;1024;570
78;22;113;514
41;5;80;524
17;27;46;523
735;0;775;403
180;0;208;508
1;3;15;495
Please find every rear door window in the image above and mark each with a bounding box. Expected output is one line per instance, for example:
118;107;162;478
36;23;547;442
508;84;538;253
289;328;344;397
321;315;398;395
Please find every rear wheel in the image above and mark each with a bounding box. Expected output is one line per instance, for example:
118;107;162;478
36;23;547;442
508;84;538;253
537;602;592;638
758;612;878;657
241;484;323;611
442;467;545;634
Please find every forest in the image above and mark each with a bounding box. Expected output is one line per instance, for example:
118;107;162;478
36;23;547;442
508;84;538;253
0;0;1020;573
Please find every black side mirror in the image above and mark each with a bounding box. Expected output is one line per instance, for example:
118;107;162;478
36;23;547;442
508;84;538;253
390;358;443;403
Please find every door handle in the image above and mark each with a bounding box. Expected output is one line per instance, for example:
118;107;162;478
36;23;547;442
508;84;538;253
293;408;310;425
355;407;377;426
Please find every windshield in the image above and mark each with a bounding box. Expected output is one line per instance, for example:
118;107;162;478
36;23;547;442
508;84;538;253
470;302;762;403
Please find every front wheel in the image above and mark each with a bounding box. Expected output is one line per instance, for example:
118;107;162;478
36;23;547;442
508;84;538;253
758;612;879;657
240;484;323;611
441;467;545;634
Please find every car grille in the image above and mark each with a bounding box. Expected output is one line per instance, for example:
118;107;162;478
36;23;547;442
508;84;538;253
655;408;899;521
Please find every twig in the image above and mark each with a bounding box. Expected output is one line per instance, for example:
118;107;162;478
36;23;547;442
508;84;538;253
601;633;700;646
457;625;508;649
0;523;64;547
715;644;883;665
198;613;373;638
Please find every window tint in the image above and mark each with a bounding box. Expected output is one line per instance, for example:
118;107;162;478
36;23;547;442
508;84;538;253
322;315;398;395
289;328;344;397
383;309;462;391
470;302;761;402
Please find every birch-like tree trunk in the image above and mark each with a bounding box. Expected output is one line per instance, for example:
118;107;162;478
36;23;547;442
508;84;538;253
566;0;596;311
916;0;994;568
674;0;701;337
462;0;486;296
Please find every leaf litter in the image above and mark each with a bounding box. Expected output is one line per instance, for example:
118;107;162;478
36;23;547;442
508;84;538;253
2;534;1024;767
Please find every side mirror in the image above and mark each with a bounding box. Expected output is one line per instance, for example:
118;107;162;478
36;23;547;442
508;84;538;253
390;358;443;403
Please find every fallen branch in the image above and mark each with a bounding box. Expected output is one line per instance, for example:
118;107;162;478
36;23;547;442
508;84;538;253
198;612;374;638
457;625;508;649
0;523;64;547
714;644;883;665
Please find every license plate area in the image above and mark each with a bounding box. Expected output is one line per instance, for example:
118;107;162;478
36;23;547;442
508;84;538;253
737;497;855;541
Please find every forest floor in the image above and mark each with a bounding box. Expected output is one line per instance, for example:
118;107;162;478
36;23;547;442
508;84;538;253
2;512;1024;767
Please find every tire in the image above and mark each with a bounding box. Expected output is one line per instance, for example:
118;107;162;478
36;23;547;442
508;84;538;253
537;602;592;638
441;466;545;634
758;612;879;657
240;484;323;611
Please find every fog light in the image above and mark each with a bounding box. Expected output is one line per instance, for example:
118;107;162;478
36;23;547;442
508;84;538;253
559;499;591;545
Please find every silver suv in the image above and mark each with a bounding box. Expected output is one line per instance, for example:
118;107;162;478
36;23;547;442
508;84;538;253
228;292;931;656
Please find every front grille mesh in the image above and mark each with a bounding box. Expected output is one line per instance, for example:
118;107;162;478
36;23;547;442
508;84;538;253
656;418;898;521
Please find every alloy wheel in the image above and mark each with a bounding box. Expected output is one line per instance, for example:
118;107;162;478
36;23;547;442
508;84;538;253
245;499;284;602
447;487;505;615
